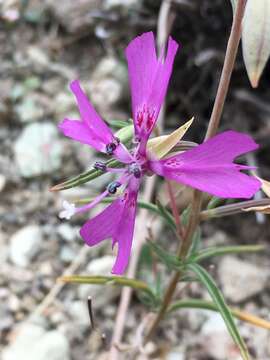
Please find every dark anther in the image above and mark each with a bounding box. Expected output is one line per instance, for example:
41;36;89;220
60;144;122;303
106;143;116;155
94;161;107;172
87;296;95;330
128;163;141;178
105;137;120;155
107;181;121;194
133;167;141;178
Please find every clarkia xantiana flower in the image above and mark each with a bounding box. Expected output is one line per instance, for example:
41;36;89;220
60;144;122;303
58;32;261;274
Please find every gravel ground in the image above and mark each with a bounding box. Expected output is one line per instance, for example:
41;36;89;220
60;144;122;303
1;0;270;359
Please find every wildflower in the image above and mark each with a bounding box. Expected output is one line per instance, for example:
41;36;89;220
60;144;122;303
58;32;261;274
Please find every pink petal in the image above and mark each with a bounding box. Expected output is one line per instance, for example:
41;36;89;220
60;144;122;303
59;80;132;163
150;131;261;199
80;178;140;274
125;32;179;142
58;119;106;151
70;80;113;144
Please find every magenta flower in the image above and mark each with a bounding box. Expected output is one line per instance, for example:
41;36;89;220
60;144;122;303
58;32;261;274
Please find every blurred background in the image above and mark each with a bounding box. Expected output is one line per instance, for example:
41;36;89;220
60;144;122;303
1;0;270;359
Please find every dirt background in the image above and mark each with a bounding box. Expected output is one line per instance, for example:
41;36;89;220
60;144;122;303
1;0;270;359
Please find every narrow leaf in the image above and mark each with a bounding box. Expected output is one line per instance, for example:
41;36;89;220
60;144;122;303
242;0;270;87
59;275;155;300
188;263;250;360
191;244;265;262
148;241;183;270
147;118;194;159
168;298;270;330
156;200;176;231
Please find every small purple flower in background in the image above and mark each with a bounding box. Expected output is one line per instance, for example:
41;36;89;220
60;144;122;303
58;32;261;274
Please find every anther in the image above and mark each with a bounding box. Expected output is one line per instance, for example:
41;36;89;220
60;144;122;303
128;163;141;179
107;181;121;194
105;137;120;156
94;161;107;172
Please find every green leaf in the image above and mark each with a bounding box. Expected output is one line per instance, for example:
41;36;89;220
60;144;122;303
180;205;202;256
59;275;156;302
188;226;201;256
188;263;250;360
156;200;176;231
148;241;183;270
191;244;265;263
106;119;133;129
207;196;224;210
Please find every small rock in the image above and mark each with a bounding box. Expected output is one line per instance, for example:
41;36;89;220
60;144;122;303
54;91;75;116
0;302;13;331
9;225;43;267
3;323;70;360
15;96;44;122
14;122;63;177
57;223;78;242
87;56;128;109
46;0;101;33
78;256;119;307
0;174;6;192
166;349;185;360
60;246;76;263
201;313;241;360
67;301;90;327
90;78;122;109
104;0;140;10
218;256;268;303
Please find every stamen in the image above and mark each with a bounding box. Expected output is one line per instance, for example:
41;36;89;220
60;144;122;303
107;181;121;194
94;161;107;172
128;163;142;178
106;137;120;155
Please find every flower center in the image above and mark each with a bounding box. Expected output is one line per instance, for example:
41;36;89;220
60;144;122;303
128;163;142;178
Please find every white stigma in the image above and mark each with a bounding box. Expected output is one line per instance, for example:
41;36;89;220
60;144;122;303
59;200;76;220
